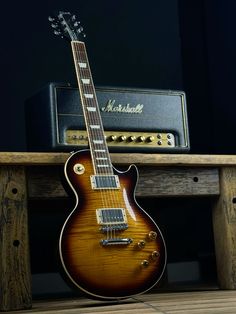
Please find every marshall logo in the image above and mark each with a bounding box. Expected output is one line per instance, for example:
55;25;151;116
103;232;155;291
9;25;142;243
101;99;143;114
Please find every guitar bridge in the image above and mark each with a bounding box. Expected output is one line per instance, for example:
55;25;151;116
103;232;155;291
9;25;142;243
100;238;133;246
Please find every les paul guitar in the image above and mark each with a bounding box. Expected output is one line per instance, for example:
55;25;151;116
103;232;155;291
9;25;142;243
49;11;167;300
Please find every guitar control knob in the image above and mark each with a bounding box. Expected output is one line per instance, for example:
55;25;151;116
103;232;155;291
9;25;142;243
118;135;127;142
137;240;146;248
141;260;149;267
151;251;160;260
147;136;155;142
148;231;157;240
109;135;117;141
137;136;145;142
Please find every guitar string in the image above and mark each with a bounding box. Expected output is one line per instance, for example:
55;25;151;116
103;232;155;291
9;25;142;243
74;41;119;240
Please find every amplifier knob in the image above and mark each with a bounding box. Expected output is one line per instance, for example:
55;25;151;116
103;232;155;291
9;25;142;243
128;135;136;142
147;136;155;142
118;135;127;142
137;136;145;142
109;135;117;141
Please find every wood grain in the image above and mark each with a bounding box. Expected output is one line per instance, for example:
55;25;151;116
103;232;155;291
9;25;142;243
5;291;236;313
212;167;236;289
26;166;220;199
0;166;32;311
1;152;236;166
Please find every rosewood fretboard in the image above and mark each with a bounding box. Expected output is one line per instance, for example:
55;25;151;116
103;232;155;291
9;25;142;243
71;41;113;175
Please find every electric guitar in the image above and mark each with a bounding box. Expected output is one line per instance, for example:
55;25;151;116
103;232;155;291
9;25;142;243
49;11;167;300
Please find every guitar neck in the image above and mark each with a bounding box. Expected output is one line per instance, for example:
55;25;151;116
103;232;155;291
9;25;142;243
71;40;113;175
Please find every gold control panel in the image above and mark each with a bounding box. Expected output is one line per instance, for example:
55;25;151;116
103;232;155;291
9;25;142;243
65;130;175;148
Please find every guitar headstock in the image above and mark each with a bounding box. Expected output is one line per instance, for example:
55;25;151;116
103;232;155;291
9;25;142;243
49;11;86;41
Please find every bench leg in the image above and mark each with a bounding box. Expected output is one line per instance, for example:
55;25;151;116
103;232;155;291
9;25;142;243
0;166;32;311
212;167;236;289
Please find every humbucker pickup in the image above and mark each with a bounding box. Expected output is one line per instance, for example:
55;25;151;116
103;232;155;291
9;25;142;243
96;208;127;224
91;175;120;189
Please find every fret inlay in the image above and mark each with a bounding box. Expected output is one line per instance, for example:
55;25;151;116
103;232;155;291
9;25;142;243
81;78;90;84
93;140;104;144
79;62;87;68
90;125;100;129
84;94;94;99
87;107;96;112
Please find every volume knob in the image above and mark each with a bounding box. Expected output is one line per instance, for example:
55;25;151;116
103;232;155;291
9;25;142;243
137;240;146;248
151;251;160;260
141;260;149;267
148;231;157;240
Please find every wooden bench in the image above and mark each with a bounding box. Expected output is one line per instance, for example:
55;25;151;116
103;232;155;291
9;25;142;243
1;152;236;311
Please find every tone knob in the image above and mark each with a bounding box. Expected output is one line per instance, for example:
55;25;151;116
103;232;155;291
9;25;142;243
141;260;149;267
151;251;160;260
148;231;157;240
118;135;127;142
137;240;146;248
137;136;145;142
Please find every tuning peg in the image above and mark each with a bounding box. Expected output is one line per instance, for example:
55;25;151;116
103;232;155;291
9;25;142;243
51;23;59;29
48;16;55;22
71;14;76;21
54;30;61;36
73;21;80;27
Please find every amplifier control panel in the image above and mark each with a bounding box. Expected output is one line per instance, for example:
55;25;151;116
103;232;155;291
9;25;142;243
65;130;175;148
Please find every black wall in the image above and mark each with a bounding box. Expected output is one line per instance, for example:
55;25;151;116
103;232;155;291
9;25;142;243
0;0;183;151
1;1;235;153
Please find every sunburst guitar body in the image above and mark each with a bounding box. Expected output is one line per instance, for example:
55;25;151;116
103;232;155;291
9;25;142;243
59;150;166;299
50;11;167;300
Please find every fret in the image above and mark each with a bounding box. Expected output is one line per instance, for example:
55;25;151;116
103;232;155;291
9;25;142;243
90;125;100;129
97;165;110;168
94;149;106;152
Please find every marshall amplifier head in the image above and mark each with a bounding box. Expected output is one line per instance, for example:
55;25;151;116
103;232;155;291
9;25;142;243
25;82;190;153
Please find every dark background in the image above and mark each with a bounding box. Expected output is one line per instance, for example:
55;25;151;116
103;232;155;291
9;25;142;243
1;0;235;292
1;0;236;153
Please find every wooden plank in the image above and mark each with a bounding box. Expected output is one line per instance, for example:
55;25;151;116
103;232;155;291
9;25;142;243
26;166;220;198
1;152;236;166
212;167;236;289
5;291;236;314
0;166;32;311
